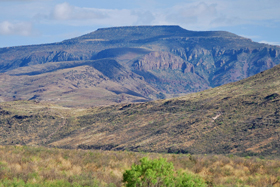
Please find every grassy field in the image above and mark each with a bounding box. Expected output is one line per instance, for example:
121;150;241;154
0;145;279;187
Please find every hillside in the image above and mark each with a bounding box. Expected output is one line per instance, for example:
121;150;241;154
1;63;280;156
0;25;279;106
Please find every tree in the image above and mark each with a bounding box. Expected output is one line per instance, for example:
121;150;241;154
123;157;206;187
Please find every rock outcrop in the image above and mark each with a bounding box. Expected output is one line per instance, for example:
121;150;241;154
133;51;194;73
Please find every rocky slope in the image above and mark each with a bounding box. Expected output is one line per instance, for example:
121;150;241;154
2;63;280;156
0;25;279;106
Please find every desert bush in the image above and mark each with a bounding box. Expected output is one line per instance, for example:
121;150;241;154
193;163;204;174
123;157;206;187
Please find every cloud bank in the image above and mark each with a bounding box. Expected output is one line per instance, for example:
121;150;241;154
0;21;33;36
3;1;280;32
51;2;108;21
44;1;280;30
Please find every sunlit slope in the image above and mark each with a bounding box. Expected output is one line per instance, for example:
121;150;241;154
1;63;280;155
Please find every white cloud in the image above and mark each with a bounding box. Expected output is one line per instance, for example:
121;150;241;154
131;10;155;25
51;2;72;20
51;2;108;21
149;0;280;30
163;2;220;29
151;1;248;30
0;21;33;36
259;41;280;46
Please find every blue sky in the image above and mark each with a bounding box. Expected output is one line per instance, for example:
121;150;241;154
0;0;279;48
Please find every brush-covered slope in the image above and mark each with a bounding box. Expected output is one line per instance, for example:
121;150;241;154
1;63;280;156
0;25;279;106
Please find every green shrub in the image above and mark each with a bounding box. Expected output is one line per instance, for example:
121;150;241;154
123;157;206;187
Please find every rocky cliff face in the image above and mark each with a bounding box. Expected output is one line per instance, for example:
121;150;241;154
133;51;194;73
0;25;279;106
170;46;280;87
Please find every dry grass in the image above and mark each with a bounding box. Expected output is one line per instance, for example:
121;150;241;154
0;145;280;186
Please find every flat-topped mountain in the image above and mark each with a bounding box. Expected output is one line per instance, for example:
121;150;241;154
73;25;241;42
0;25;279;106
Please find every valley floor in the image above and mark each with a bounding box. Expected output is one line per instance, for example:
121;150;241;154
0;145;279;187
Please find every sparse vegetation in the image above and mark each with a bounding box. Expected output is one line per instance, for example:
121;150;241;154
2;60;280;156
1;49;280;186
0;146;280;186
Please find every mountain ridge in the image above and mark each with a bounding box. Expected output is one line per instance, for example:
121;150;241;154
0;25;279;106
